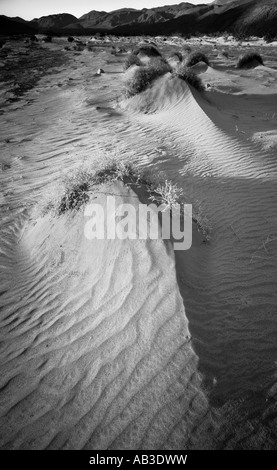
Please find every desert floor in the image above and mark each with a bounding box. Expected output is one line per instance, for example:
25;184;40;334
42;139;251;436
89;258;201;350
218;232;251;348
0;35;277;450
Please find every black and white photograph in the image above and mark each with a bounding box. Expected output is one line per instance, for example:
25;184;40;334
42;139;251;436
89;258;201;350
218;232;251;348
0;0;277;454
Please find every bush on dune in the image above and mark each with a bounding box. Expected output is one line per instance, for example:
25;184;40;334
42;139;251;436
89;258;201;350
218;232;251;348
174;64;205;92
123;52;142;70
56;161;184;215
124;58;171;98
185;51;210;67
133;44;162;58
170;51;183;62
236;52;264;69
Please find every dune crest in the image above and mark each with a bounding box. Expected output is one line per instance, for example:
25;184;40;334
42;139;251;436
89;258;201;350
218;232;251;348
0;182;213;450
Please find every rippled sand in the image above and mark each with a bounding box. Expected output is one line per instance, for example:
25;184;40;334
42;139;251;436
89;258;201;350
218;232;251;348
0;36;277;450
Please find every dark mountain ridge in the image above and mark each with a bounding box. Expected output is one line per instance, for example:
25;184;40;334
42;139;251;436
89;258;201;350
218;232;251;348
1;1;277;38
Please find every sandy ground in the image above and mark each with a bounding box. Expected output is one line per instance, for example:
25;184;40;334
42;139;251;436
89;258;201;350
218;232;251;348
0;35;277;450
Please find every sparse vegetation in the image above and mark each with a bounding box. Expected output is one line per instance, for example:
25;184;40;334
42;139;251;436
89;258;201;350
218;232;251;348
55;161;184;215
124;58;171;97
173;64;205;92
123;52;142;70
133;44;162;58
185;51;210;67
170;51;183;62
237;52;264;69
149;180;184;211
53;159;210;240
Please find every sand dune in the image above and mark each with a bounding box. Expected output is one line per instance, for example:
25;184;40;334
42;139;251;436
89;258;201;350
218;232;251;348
1;37;277;449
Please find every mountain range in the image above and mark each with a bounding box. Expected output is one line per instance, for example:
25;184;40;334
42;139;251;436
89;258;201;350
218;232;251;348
1;0;277;37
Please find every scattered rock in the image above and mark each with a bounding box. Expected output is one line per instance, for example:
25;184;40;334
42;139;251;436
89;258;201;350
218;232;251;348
96;68;105;75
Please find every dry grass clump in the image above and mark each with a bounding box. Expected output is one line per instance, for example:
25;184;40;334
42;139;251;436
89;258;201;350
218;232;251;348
173;64;205;92
124;58;171;97
46;160;211;241
55;161;183;215
123;52;142;70
133;44;162;58
236;52;264;69
170;51;183;62
185;51;210;67
56;163;138;214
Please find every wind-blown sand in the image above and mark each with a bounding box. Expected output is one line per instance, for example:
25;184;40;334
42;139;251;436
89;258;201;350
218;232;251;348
0;35;277;450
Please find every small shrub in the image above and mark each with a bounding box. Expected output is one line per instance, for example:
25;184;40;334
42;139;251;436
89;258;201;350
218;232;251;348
222;50;229;58
56;161;184;215
185;51;210;67
237;52;264;68
123;52;142;70
170;51;183;62
67;36;74;43
124;60;171;97
133;44;162;58
149;180;183;211
174;64;205;92
57;169;93;214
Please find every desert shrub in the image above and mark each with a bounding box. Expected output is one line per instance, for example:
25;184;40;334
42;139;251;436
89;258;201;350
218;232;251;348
67;36;74;43
222;50;229;58
123;52;142;70
185;51;210;67
174;64;205;92
237;52;263;68
124;59;171;97
170;51;183;62
57;169;93;214
56;161;184;215
133;44;162;58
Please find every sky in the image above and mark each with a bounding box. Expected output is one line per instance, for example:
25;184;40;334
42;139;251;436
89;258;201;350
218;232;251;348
0;0;208;21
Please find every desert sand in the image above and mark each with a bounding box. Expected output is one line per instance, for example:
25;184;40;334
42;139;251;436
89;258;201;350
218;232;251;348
0;34;277;450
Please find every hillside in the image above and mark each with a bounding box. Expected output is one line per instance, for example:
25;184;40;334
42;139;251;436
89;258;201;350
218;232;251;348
1;0;277;37
0;15;37;35
30;13;79;31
